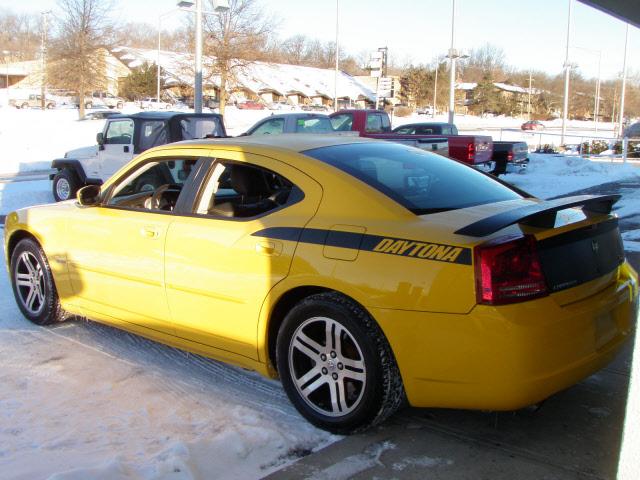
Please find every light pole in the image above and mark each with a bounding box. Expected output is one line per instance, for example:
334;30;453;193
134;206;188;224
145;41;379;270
618;23;629;138
40;10;51;110
448;0;456;124
175;1;229;113
334;0;339;112
527;71;533;120
2;50;10;105
560;0;573;146
433;64;438;119
570;45;602;133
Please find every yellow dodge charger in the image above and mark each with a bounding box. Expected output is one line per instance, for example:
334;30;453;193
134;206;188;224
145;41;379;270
4;135;638;433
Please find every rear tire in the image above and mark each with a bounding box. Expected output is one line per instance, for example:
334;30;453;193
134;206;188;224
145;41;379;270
10;238;69;326
276;292;405;434
53;168;81;202
116;102;123;109
21;102;28;109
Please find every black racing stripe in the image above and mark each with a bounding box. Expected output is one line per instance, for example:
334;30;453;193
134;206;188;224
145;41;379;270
252;227;472;265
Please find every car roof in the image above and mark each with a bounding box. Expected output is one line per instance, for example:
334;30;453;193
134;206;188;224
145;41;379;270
395;122;451;128
263;113;329;119
108;111;222;120
174;133;374;153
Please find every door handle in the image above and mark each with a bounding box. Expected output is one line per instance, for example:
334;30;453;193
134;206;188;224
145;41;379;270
124;145;130;153
140;226;159;238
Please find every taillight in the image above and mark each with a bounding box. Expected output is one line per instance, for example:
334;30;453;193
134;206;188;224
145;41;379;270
474;235;548;305
507;151;514;161
467;142;475;161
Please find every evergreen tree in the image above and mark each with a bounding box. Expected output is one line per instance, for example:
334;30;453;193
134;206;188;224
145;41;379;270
119;62;160;101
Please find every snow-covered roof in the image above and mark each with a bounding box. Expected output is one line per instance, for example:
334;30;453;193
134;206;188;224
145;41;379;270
494;82;542;95
112;47;375;101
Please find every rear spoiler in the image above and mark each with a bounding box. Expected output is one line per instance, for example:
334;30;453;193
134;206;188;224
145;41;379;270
455;194;620;237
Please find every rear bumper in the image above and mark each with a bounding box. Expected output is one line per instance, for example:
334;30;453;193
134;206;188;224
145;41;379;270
372;262;638;410
473;161;496;173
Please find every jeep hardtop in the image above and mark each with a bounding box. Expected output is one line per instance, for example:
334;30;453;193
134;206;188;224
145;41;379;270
51;111;227;201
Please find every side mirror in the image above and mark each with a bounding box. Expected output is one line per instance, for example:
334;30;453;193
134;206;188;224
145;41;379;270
77;185;101;206
96;132;104;149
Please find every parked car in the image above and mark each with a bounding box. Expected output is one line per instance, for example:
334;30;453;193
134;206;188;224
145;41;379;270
9;94;56;109
491;141;529;175
237;100;265;110
242;113;335;136
521;120;545;131
416;106;434;115
389;121;493;170
50;111;227;201
267;101;296;111
7;136;636;434
139;97;172;110
89;91;125;109
82;110;122;120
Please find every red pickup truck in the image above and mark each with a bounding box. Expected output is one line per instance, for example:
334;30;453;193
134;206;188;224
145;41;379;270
330;110;493;170
329;110;449;158
391;121;494;170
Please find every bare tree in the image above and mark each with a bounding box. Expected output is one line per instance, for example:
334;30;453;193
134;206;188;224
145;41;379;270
0;9;42;60
462;43;506;82
48;0;116;118
202;0;274;114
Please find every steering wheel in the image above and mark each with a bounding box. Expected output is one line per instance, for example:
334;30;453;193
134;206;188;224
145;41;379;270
150;184;178;210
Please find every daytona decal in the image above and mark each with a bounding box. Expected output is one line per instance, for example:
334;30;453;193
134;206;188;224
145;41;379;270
252;227;472;265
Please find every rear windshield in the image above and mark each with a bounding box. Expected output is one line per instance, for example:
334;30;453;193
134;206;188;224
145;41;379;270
295;116;334;133
304;143;522;214
179;117;225;139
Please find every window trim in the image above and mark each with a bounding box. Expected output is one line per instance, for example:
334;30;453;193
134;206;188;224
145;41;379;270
98;156;208;216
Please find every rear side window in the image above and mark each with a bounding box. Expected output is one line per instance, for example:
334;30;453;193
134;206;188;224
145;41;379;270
179;117;225;139
330;113;353;131
139;120;168;150
304;143;522;214
251;118;285;135
295;117;334;133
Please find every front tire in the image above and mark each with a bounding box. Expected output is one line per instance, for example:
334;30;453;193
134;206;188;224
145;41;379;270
10;238;68;325
52;168;81;202
276;292;405;434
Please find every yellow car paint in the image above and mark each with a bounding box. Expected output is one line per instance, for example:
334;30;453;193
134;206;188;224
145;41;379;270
4;135;638;411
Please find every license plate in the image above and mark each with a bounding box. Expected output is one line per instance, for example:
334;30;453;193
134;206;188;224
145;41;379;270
595;311;617;349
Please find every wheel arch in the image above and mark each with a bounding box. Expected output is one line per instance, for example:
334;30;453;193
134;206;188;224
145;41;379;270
7;230;40;266
264;285;378;375
51;159;87;183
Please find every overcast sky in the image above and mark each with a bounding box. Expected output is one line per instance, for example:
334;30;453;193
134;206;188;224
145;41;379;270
5;0;638;81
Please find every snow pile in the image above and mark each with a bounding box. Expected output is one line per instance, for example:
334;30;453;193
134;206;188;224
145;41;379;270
503;153;640;199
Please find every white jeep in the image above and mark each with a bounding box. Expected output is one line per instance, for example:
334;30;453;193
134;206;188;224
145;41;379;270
51;112;227;201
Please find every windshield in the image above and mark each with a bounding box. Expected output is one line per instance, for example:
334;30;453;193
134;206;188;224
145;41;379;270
304;142;523;214
179;117;225;139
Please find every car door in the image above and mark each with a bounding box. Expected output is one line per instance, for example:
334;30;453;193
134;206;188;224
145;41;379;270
164;151;322;360
99;119;135;180
65;153;204;334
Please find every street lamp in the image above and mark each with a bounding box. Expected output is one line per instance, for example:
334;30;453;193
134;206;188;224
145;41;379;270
446;0;468;124
179;0;229;113
334;0;339;112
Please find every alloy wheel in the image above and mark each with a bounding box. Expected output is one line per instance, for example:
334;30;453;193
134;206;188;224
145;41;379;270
14;251;46;315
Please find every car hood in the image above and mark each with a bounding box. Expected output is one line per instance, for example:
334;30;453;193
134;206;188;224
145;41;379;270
65;145;98;159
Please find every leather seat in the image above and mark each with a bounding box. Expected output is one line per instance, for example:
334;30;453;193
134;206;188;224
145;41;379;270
210;165;277;217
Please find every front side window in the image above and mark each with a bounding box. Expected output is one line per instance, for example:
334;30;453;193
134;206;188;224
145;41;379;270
139;120;168;151
251;118;285;135
195;161;297;218
304;142;522;214
106;158;197;211
105;120;134;145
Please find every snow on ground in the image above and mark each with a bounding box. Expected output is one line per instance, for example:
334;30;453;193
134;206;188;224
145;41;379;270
0;179;52;214
502;153;640;199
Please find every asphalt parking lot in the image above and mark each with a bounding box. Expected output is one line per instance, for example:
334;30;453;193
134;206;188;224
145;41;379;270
268;178;640;480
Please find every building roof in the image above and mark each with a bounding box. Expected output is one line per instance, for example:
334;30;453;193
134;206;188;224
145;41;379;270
112;47;376;102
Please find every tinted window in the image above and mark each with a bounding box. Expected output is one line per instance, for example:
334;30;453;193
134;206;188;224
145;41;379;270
294;116;334;133
304;143;522;214
330;113;353;131
251;118;285;135
139;120;168;150
365;114;383;133
105;120;134;145
179;117;224;139
416;126;436;134
394;126;415;134
107;158;197;211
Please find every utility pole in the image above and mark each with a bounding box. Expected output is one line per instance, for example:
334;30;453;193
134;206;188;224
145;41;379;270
334;0;339;112
618;23;629;137
527;71;533;120
40;10;51;110
560;0;573;146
